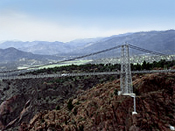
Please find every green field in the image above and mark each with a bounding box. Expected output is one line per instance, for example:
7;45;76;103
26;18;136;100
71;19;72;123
38;60;92;69
18;59;92;70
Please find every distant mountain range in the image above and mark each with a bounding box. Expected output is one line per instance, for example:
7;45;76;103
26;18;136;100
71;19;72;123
0;29;174;70
0;30;175;56
72;30;175;55
0;33;134;55
0;41;71;55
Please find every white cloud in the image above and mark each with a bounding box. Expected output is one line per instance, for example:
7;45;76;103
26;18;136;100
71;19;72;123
2;11;170;43
0;11;129;42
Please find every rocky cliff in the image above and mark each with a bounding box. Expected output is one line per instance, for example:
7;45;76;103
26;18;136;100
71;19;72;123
0;75;117;130
15;73;175;131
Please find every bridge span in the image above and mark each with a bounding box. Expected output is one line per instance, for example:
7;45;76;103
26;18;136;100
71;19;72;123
0;44;174;95
1;69;175;80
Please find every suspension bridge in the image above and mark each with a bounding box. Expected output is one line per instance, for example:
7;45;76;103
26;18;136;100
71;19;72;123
0;44;175;95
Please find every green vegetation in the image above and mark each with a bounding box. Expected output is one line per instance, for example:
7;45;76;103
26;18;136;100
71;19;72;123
114;89;118;96
25;59;175;76
73;107;78;115
38;60;92;69
78;125;84;131
131;59;175;71
55;105;60;110
67;99;74;111
25;63;120;75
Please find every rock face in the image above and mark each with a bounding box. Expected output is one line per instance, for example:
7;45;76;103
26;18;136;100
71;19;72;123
0;75;115;130
21;73;175;131
0;95;27;129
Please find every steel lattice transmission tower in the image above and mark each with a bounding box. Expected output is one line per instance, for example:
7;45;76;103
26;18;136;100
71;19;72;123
120;44;133;94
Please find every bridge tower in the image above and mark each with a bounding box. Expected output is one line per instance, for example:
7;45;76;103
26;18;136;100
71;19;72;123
119;44;133;94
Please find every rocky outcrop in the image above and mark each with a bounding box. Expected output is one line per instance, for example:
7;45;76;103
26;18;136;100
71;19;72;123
21;73;175;130
0;95;27;130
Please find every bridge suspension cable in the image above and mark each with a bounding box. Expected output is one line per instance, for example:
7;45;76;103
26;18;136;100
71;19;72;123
0;45;122;74
59;45;122;61
128;44;167;56
0;44;174;81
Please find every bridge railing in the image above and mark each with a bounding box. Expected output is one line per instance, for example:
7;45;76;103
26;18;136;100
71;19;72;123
1;69;175;80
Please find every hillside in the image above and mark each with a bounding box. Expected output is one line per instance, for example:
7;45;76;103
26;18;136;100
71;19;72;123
0;47;47;62
0;62;175;130
74;30;175;55
0;47;63;70
7;73;174;131
0;74;117;131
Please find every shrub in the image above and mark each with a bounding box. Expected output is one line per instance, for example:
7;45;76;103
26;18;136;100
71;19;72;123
73;107;77;115
114;88;118;96
67;99;74;111
41;119;45;123
79;125;84;131
55;105;60;110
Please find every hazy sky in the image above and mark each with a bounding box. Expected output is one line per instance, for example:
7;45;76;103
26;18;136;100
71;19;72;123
0;0;175;42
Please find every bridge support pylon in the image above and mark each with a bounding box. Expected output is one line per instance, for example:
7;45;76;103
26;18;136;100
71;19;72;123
119;44;133;95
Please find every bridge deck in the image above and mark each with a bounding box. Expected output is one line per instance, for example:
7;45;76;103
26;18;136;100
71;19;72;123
1;69;175;80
